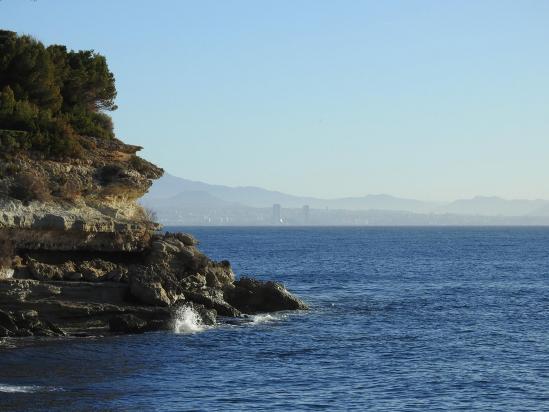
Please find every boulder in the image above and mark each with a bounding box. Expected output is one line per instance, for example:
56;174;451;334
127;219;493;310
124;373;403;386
181;273;207;290
0;325;10;337
0;309;17;332
28;259;64;281
225;277;308;314
44;320;65;336
12;310;38;323
130;276;172;306
186;303;217;326
105;265;128;282
14;311;42;331
52;261;78;281
164;232;197;247
150;240;180;258
204;264;235;288
183;289;240;317
79;259;117;282
0;268;14;280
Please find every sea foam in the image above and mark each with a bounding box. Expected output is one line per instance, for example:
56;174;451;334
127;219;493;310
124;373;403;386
249;313;282;324
0;384;61;393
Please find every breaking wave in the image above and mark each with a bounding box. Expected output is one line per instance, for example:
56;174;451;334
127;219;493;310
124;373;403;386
173;306;207;334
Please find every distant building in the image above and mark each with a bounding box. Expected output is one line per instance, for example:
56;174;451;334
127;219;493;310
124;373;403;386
272;203;281;224
302;205;310;223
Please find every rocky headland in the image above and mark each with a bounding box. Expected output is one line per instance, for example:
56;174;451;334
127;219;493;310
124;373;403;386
0;135;307;340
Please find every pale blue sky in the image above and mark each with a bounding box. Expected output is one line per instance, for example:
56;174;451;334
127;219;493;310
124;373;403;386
2;0;549;200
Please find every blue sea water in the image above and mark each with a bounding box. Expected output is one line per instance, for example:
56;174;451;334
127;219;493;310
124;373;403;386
1;227;548;411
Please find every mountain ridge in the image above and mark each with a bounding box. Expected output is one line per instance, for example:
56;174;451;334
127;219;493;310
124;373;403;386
143;173;440;213
143;173;549;217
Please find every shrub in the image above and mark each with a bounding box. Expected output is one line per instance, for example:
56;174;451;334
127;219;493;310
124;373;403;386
59;178;81;201
129;156;151;174
67;110;114;140
10;172;51;202
0;129;31;153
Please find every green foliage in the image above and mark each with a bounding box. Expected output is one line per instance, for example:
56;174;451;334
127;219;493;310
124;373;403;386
0;130;31;153
60;50;117;112
0;30;117;158
66;109;114;140
0;85;15;115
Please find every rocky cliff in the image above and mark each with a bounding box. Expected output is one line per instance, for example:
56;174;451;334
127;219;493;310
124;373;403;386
0;136;306;339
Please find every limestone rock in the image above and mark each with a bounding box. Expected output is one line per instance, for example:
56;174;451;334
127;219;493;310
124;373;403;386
0;135;306;340
204;264;235;288
0;309;17;332
226;277;308;314
79;259;117;282
0;307;64;337
130;276;172;307
0;268;14;279
28;259;64;281
175;233;197;246
185;303;217;326
183;289;240;317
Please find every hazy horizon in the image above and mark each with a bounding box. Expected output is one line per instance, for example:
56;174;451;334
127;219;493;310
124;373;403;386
2;0;549;201
160;171;549;203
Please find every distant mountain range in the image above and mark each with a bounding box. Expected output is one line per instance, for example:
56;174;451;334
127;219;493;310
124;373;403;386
141;174;549;225
436;196;549;217
143;174;439;212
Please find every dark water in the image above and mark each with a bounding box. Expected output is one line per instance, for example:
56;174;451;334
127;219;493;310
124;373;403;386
1;227;548;411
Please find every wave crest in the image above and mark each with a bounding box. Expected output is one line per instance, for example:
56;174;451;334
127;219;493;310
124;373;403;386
0;384;61;393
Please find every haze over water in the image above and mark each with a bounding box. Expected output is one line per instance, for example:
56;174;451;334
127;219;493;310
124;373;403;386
1;227;547;411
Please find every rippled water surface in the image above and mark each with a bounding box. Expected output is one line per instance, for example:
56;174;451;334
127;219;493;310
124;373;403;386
1;227;548;411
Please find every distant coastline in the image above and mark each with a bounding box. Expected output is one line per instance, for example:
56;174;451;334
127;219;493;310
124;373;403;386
142;174;549;226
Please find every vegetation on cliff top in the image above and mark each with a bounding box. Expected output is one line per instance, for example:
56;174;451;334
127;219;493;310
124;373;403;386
0;30;117;158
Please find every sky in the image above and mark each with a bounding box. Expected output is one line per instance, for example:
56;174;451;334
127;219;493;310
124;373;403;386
1;0;549;201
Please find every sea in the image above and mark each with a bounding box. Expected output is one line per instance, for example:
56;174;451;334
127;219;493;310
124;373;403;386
0;227;548;411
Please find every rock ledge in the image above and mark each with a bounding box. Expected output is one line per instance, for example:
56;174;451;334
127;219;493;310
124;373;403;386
0;136;307;339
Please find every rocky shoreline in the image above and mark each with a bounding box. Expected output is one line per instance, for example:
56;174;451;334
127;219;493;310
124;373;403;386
0;136;307;340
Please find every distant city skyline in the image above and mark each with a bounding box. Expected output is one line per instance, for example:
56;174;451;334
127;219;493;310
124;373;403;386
140;173;549;225
2;0;549;201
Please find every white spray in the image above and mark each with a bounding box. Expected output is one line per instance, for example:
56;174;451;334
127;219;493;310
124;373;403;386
173;306;206;334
